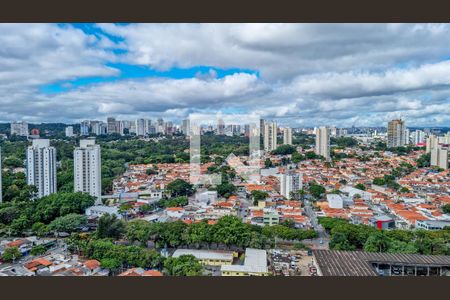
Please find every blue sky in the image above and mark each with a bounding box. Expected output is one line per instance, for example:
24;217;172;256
1;23;450;126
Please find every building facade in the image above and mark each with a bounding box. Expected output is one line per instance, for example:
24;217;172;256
10;121;29;137
74;139;102;204
26;139;57;198
263;121;277;152
387;119;406;148
315;126;330;161
65;126;74;137
283;127;293;145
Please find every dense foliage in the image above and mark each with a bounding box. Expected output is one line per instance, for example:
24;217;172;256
0;192;95;236
126;216;317;249
319;217;450;255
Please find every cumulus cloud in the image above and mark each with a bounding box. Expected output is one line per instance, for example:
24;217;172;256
1;23;450;127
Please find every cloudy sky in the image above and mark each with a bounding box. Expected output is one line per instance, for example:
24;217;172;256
1;23;450;127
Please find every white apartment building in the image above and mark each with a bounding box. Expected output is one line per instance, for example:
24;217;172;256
430;147;449;170
283;127;293;145
26;139;57;198
315;126;330;161
426;134;439;154
65;126;74;137
279;172;302;200
413;130;425;145
264;121;277;152
135;119;146;136
74;139;102;204
10;121;29;137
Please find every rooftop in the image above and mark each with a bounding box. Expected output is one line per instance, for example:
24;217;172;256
313;250;450;276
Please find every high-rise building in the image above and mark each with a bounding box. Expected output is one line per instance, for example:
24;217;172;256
430;147;449;170
404;128;410;145
10;121;29;137
438;133;450;145
182;119;190;135
65;126;74;137
330;126;337;137
426;134;439;154
260;119;266;137
387;119;406;148
283;127;292;145
315;126;330;161
280;172;302;200
263;121;277;152
217;118;225;135
107;117;116;134
135;118;146;136
413;130;425;145
116;121;124;136
80;121;90;136
74;139;102;204
26;139;57;198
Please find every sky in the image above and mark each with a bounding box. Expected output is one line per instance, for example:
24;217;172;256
1;23;450;127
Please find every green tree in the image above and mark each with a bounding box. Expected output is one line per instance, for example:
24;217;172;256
355;183;366;191
441;204;450;214
364;232;390;252
309;184;325;199
264;158;273;168
166;179;194;197
30;245;47;256
1;246;22;262
48;214;87;233
96;214;126;239
164;255;203;276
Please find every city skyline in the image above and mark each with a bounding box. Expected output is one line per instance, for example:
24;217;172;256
1;24;450;127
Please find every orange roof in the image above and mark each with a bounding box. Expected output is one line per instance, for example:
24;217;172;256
207;220;217;225
166;207;184;211
7;239;25;248
85;259;101;270
143;270;163;276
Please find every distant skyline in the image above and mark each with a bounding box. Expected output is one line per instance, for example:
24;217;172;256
1;23;450;127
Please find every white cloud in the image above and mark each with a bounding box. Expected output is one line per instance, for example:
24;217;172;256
1;23;450;127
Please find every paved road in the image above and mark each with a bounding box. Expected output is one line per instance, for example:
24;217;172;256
303;200;329;250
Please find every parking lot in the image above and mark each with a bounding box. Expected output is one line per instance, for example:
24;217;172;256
269;249;318;276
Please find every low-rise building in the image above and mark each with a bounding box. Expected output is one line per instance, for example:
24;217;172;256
221;248;269;276
172;249;235;266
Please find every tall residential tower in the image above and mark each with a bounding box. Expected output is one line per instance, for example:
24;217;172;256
26;139;57;198
74;139;102;204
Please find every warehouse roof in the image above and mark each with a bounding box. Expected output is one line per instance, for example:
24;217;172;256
172;249;234;261
313;250;450;276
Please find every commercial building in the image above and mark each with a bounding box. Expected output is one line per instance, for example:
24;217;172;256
283;127;292;145
415;220;450;231
263;121;277;152
387;119;406;148
313;250;450;276
315;126;330;161
26;139;57;198
74;139;102;204
65;126;74;137
10;121;29;137
172;249;235;266
221;248;269;276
